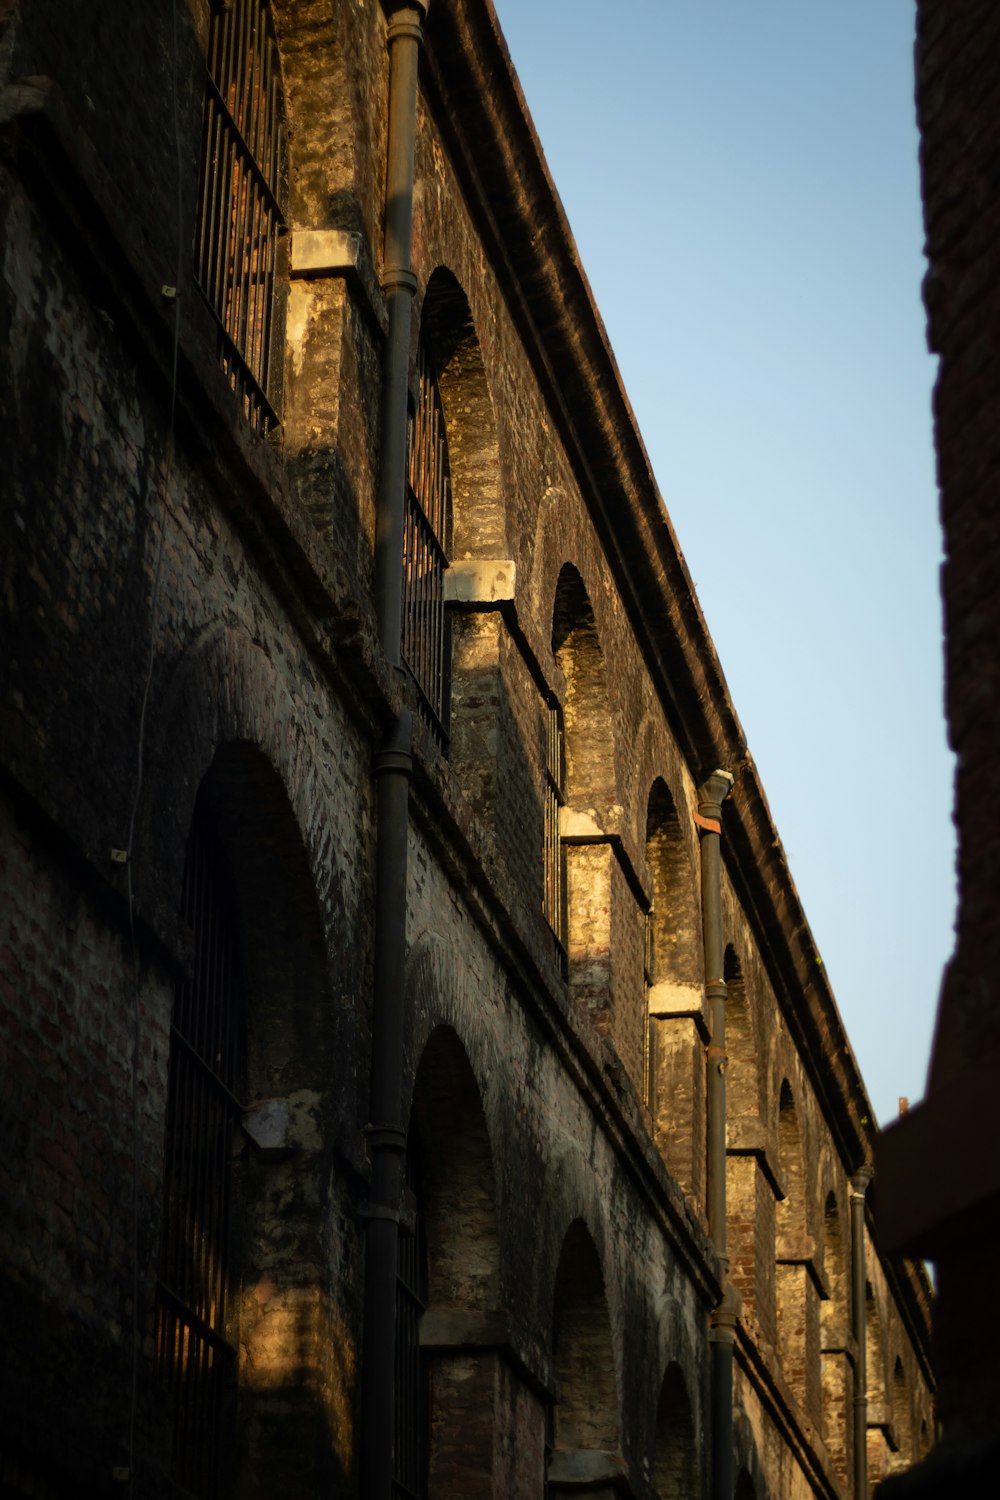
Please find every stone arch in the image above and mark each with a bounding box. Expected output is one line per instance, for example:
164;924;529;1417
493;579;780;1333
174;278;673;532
643;777;704;1198
775;1080;814;1413
891;1355;914;1469
820;1189;851;1483
732;1408;770;1500
403;932;506;1150
735;1471;758;1500
866;1280;891;1488
415;270;515;841
137;623;354;975
725;947;761;1123
410;1024;501;1311
549;1219;621;1488
159;737;354;1496
550;563;619;1034
724;947;775;1340
404;1023;505;1498
645;779;701;992
652;1361;698;1498
551;562;615;813
418;266;503;557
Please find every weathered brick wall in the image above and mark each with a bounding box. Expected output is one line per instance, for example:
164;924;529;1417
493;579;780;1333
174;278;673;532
910;0;1000;1450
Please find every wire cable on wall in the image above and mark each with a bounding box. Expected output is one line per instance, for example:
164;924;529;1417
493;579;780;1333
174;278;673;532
121;0;185;1487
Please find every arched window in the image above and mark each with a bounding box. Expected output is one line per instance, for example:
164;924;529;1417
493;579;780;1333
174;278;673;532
156;792;246;1497
820;1191;850;1483
891;1357;913;1468
403;341;453;744
643;778;702;1195
653;1363;698;1497
406;1026;503;1496
550;1222;619;1466
548;565;616;1013
195;0;286;432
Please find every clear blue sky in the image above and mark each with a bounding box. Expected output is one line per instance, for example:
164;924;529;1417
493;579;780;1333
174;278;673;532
492;0;955;1125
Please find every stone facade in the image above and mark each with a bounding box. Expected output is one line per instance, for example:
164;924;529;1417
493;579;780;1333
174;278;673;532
0;2;930;1497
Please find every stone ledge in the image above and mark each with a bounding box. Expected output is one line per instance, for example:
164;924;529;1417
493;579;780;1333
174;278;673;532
419;1307;555;1401
726;1117;786;1201
547;1448;628;1490
775;1232;831;1299
289;227;387;332
443;558;516;604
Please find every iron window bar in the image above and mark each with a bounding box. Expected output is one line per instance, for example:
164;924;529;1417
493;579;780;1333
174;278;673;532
544;698;568;974
643;907;655;1110
156;801;245;1499
393;1178;427;1499
403;344;452;748
195;0;285;434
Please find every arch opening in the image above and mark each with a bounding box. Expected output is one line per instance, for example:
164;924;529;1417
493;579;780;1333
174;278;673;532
653;1362;698;1498
551;1221;619;1457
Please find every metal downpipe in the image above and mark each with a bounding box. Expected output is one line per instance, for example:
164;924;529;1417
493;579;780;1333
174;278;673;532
698;769;735;1500
851;1166;872;1499
361;7;425;1498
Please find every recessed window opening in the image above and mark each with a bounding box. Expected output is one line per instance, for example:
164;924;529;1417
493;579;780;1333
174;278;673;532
156;795;246;1498
195;0;286;432
642;901;655;1107
403;342;452;746
543;696;567;967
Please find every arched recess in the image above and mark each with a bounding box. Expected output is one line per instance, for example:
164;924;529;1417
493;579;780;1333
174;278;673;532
889;1356;914;1472
548;1220;622;1496
724;949;775;1338
419;268;503;558
404;1025;506;1499
416;271;517;843
775;1081;820;1419
732;1408;770;1500
735;1470;758;1500
549;564;619;1032
820;1190;852;1484
865;1284;891;1487
643;779;703;1200
653;1362;698;1498
156;741;352;1499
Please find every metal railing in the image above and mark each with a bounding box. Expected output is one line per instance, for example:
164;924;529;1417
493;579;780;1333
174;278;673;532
393;1182;427;1499
544;700;567;970
403;345;452;745
156;802;245;1498
195;0;285;432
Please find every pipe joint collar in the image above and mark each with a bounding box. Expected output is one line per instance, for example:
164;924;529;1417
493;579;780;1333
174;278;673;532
705;980;727;1003
373;745;413;778
697;768;734;824
365;1123;407;1154
381;265;418;295
386;11;426;47
711;1278;742;1331
850;1164;873;1197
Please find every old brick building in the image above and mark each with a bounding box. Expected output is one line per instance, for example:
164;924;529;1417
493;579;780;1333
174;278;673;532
0;2;931;1498
875;1;1000;1493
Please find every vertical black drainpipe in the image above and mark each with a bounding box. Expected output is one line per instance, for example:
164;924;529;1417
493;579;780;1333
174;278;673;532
851;1165;872;1499
361;6;425;1498
698;769;736;1500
